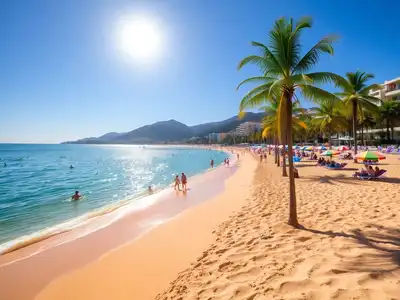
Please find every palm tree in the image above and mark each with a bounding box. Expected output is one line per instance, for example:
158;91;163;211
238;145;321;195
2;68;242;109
380;100;400;141
311;101;348;146
237;17;341;227
261;99;307;176
335;71;382;160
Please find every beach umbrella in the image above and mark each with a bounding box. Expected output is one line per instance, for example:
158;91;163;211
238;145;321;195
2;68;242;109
305;146;314;151
355;151;386;161
320;150;340;156
337;146;349;151
316;145;327;150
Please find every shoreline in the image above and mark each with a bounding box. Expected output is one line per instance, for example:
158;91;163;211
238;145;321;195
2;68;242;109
0;146;230;257
0;147;242;300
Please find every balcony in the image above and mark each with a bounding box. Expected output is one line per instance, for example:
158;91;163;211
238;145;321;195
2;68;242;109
385;88;400;97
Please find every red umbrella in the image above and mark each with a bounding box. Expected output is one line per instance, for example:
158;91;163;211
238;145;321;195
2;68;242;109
337;146;349;151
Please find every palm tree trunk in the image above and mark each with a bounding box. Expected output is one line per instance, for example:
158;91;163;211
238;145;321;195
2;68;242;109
386;120;390;141
391;123;394;141
361;123;364;146
352;102;358;163
282;146;288;176
286;92;298;227
277;147;280;167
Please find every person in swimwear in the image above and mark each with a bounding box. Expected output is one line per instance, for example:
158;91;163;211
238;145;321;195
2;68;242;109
210;159;214;168
174;175;181;191
71;191;81;201
181;173;187;191
148;185;153;194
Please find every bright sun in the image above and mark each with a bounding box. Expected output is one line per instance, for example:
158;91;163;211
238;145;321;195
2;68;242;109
118;17;162;62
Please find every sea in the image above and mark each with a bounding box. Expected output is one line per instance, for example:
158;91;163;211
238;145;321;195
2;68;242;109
0;144;227;253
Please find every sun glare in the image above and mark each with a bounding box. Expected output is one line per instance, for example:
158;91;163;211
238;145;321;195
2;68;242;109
118;17;162;62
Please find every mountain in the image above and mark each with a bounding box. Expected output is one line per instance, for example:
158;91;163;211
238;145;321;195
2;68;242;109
109;120;193;144
62;112;264;144
191;112;264;136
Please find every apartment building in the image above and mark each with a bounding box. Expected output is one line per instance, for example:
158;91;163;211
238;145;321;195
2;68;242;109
369;77;400;102
234;122;262;136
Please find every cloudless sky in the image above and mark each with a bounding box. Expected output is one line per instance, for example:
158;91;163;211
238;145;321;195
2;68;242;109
1;0;399;143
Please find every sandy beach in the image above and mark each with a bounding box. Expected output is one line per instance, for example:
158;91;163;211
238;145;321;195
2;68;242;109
1;150;400;300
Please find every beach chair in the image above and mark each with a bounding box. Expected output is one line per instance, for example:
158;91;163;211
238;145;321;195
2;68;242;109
355;170;387;180
325;163;347;170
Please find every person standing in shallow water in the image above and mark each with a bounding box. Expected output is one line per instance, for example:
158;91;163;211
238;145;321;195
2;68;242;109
210;159;214;168
174;175;181;191
181;173;187;191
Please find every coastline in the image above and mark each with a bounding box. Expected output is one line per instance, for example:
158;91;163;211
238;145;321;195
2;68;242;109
0;146;229;256
0;146;242;300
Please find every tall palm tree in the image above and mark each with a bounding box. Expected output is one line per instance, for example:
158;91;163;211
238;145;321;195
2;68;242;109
380;100;400;141
312;101;348;145
261;99;307;176
237;17;341;227
335;71;382;160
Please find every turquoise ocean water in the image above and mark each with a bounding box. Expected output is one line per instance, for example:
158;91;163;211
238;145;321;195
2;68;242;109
0;144;226;249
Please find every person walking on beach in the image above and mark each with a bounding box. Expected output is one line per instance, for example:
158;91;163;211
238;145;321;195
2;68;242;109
174;175;181;191
226;158;230;166
181;173;187;191
210;159;214;168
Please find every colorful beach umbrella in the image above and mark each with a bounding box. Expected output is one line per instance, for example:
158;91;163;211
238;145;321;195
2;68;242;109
320;150;340;156
305;146;314;151
355;151;386;161
316;146;327;150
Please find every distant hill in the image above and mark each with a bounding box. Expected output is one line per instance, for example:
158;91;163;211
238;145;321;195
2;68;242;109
191;112;264;136
62;112;265;144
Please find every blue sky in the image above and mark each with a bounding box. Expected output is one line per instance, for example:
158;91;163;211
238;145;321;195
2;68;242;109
1;0;399;143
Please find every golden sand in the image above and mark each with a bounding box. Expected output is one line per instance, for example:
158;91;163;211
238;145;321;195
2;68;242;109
2;150;399;300
156;153;400;299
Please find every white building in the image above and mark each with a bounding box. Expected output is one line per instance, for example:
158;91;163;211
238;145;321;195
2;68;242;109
234;122;262;136
369;77;400;103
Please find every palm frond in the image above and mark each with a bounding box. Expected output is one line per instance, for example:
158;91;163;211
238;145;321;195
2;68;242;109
237;55;267;71
251;41;284;75
239;83;273;112
236;76;276;90
292;36;337;74
298;84;340;104
359;83;382;95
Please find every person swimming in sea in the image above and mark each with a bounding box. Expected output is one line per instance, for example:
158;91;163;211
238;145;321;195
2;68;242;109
71;191;81;201
70;165;74;169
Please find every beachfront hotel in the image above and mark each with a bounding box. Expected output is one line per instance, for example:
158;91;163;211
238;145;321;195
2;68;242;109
369;77;400;103
234;121;262;137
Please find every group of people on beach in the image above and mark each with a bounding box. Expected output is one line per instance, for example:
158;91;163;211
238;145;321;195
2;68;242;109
355;165;381;177
223;158;230;166
174;173;188;192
